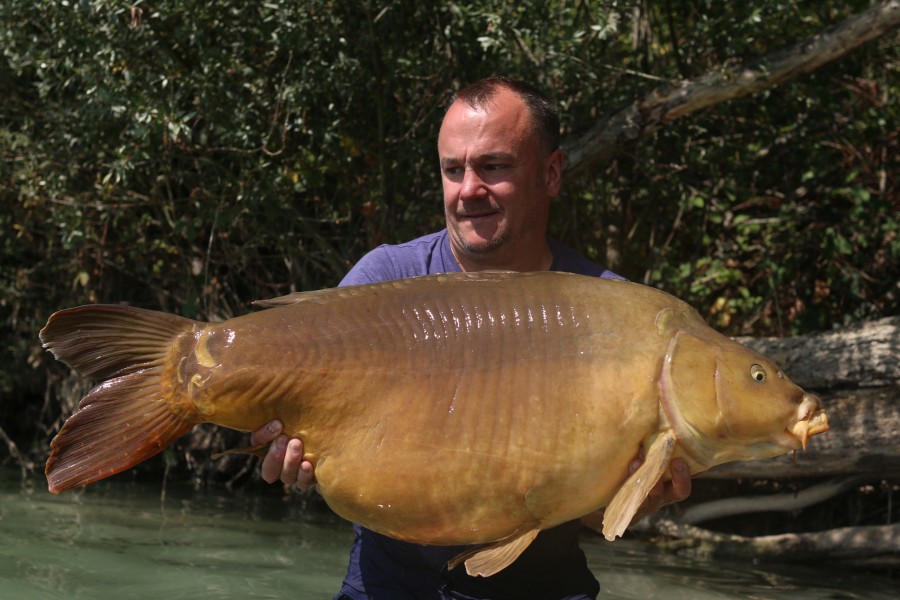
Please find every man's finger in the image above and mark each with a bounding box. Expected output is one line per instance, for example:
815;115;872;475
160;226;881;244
668;458;692;503
280;438;305;485
260;435;288;483
628;457;642;475
250;419;283;446
297;460;316;490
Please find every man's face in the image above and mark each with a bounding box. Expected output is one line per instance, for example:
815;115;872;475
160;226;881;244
437;88;561;269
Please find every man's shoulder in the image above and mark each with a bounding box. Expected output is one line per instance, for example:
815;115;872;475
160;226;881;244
548;237;623;279
386;230;448;254
340;230;457;286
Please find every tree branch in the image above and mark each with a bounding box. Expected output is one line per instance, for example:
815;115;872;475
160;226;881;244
678;475;872;525
563;0;900;180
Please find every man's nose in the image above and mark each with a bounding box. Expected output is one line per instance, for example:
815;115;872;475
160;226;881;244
459;168;487;200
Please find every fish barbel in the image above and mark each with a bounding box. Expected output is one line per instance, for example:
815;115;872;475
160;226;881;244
40;271;828;576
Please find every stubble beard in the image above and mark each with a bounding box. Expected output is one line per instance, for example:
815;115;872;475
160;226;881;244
456;225;511;255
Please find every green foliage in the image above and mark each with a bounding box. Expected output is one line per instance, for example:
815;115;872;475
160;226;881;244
626;30;898;335
548;0;898;335
1;0;896;469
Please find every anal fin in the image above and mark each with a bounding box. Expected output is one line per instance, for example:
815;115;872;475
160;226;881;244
448;527;540;577
602;430;676;541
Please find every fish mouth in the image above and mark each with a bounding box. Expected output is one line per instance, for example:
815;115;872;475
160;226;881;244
789;393;830;450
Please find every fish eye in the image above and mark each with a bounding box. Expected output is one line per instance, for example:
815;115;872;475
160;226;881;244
750;364;767;382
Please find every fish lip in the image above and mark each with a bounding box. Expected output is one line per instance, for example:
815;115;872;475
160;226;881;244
790;393;829;450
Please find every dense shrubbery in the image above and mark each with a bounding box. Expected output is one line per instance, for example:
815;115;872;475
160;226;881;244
1;1;896;470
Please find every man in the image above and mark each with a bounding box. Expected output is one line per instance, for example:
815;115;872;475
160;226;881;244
251;77;691;599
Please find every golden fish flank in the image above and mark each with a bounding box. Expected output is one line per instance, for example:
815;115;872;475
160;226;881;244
40;271;829;577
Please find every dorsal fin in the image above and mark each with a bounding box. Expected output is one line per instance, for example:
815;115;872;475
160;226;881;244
252;271;528;308
252;287;359;308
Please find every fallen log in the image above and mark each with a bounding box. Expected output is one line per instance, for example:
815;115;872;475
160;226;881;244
641;519;900;568
736;316;900;389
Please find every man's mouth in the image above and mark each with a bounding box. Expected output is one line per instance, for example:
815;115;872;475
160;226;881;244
457;207;501;220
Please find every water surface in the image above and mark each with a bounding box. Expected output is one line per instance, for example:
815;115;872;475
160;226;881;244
1;471;895;599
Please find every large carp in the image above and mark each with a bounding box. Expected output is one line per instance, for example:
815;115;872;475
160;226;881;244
41;271;828;576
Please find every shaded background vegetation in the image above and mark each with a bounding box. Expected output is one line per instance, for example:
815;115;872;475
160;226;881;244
1;1;897;488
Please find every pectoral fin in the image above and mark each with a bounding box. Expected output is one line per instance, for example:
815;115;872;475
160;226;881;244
448;527;540;577
602;430;676;541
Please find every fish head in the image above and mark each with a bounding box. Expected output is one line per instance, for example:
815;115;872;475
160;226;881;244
661;328;829;468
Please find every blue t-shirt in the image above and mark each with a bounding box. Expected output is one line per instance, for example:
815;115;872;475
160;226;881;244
335;229;620;600
340;229;618;287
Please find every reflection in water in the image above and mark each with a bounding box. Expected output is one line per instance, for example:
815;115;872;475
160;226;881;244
0;472;895;599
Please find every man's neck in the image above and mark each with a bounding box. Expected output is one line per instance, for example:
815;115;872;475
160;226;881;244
452;241;553;273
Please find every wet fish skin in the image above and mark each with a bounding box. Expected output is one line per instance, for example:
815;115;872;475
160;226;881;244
40;271;828;576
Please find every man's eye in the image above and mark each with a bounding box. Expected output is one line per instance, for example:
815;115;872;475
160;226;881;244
484;163;508;171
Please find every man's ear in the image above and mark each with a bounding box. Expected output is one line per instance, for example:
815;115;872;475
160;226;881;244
545;148;563;197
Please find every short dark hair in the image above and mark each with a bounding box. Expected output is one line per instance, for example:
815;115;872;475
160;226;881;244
449;76;560;156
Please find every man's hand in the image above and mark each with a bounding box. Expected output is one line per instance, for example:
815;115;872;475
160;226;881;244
581;455;691;533
249;420;316;491
628;455;691;520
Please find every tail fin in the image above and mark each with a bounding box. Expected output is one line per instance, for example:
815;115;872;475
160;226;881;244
41;305;201;493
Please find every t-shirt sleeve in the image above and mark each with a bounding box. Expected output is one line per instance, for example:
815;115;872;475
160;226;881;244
338;247;399;287
548;238;624;280
338;231;456;287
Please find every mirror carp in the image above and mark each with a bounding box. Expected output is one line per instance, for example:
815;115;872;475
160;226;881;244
41;271;828;576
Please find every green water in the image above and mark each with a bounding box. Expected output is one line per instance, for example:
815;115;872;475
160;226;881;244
1;471;895;599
